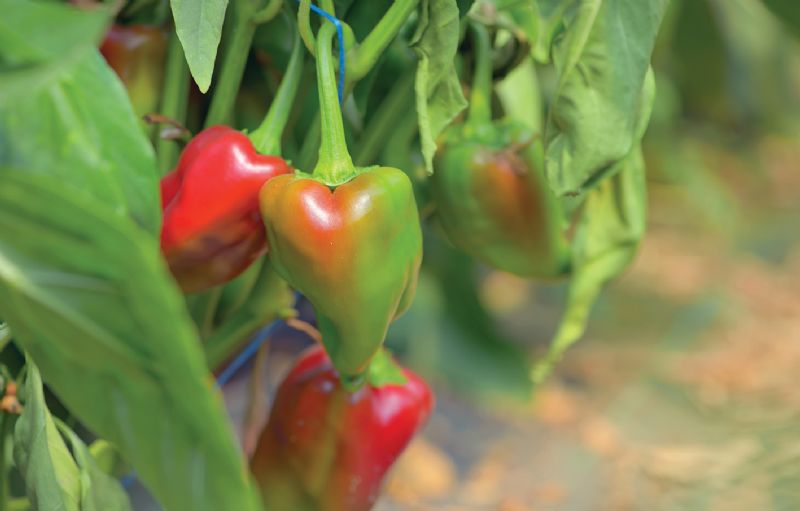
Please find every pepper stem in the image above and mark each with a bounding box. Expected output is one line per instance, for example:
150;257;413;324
249;20;304;157
467;22;493;126
311;22;357;186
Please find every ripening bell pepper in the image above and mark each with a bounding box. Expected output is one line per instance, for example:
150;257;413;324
100;24;168;117
432;23;570;278
251;345;434;511
161;126;292;293
259;23;422;381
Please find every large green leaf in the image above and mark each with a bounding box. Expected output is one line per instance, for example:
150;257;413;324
14;362;131;511
412;0;468;173
544;0;667;196
0;172;262;511
532;145;647;383
171;0;230;92
0;0;108;64
0;0;159;234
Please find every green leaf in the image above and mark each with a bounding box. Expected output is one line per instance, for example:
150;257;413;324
13;363;81;511
412;0;468;173
762;0;800;38
0;172;263;511
544;0;667;196
532;145;647;384
0;0;108;64
171;0;230;92
0;48;160;235
14;361;131;511
54;419;131;511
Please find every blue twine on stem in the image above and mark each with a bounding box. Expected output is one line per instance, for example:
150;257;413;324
294;0;346;104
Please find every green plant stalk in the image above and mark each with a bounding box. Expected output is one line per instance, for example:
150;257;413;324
348;0;419;82
354;70;415;166
249;28;304;156
205;0;264;127
296;113;321;171
187;289;224;340
312;22;356;185
0;412;14;510
297;0;316;56
467;22;493;126
156;29;191;174
252;0;284;24
204;265;293;369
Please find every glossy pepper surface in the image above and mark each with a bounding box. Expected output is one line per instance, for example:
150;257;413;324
432;23;569;278
259;23;422;379
259;169;421;377
100;24;167;117
161;125;292;293
251;345;434;511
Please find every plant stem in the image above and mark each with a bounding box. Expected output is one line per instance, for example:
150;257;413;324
0;412;14;511
204;0;262;127
468;21;493;125
252;0;283;24
296;113;321;171
249;27;304;156
348;0;419;82
204;263;293;369
297;0;317;56
319;0;334;13
312;22;356;185
354;70;415;166
156;29;191;174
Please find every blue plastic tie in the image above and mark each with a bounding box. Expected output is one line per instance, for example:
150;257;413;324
216;320;281;387
295;0;345;104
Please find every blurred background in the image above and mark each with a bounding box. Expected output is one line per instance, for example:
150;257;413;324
380;0;800;508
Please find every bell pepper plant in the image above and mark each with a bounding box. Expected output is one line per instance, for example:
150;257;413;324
260;22;422;384
0;0;667;510
433;22;570;278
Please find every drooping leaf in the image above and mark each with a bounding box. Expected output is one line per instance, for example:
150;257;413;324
532;145;647;383
0;172;263;511
13;363;81;511
544;0;667;196
0;4;160;235
412;0;468;173
54;419;131;511
171;0;230;92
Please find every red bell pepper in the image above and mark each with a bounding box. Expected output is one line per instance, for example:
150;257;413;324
251;345;434;511
160;126;292;293
159;26;305;293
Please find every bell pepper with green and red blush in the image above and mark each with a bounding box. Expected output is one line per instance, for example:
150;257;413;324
160;29;304;293
432;23;570;278
259;23;422;381
100;24;168;118
251;345;434;511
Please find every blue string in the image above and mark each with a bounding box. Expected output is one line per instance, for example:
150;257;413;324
215;319;282;387
295;0;345;104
